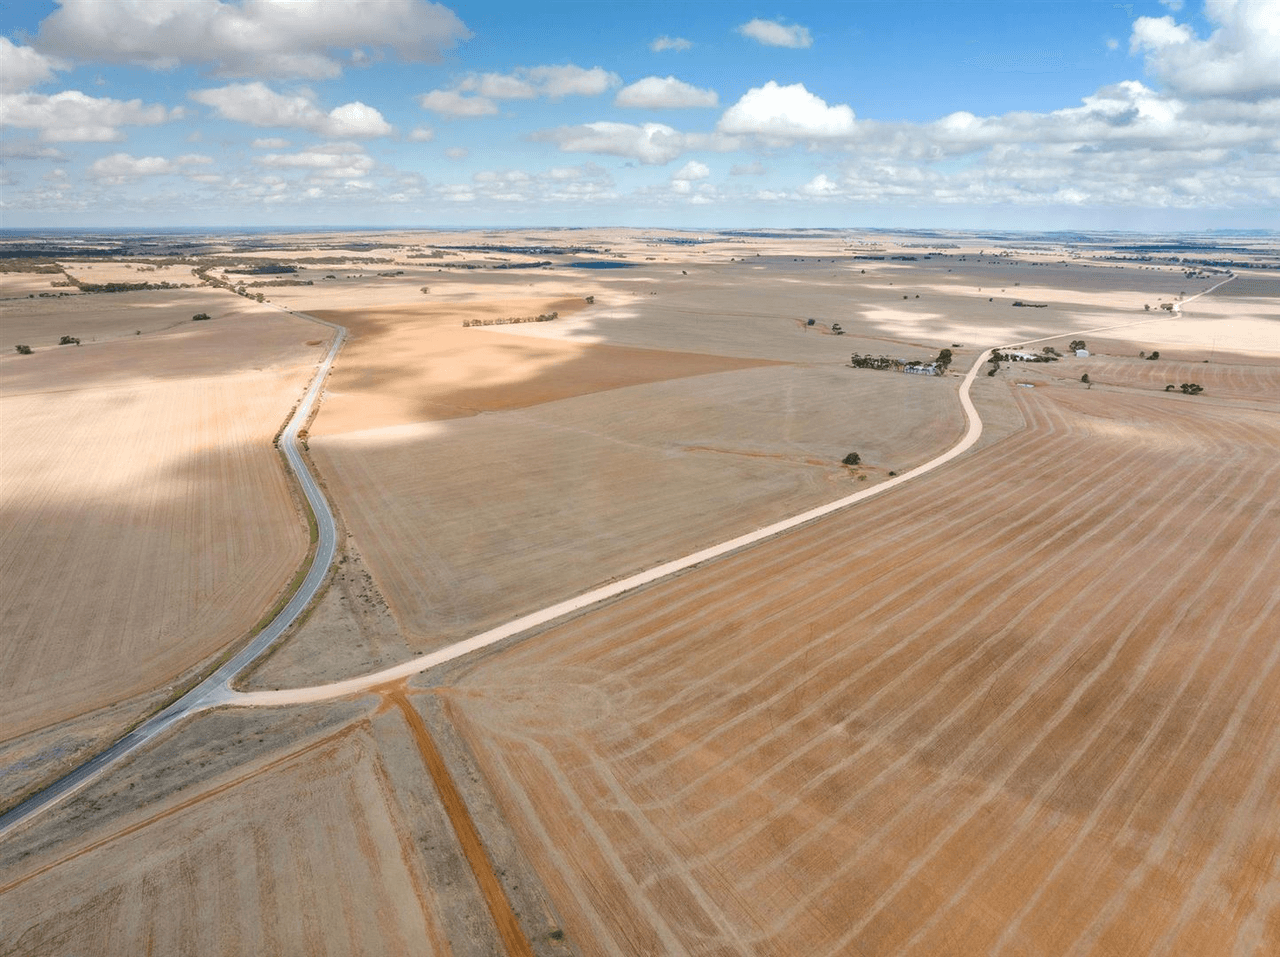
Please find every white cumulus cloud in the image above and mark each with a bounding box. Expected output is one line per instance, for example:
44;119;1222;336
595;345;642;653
524;64;619;98
422;64;618;119
458;72;537;99
257;142;375;179
0;90;178;141
88;151;211;184
737;18;813;49
417;89;498;117
534;121;687;164
670;160;710;194
672;160;710;181
651;35;692;53
616;76;718;109
801;173;842;197
34;0;470;80
718;81;855;139
0;38;65;94
1131;0;1280;98
191;83;392;137
408;126;435;142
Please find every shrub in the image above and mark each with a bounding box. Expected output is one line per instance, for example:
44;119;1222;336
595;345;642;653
58;335;80;345
1081;374;1090;384
842;452;861;466
1145;350;1160;360
1180;383;1203;395
1165;384;1176;391
192;313;212;321
15;344;33;354
584;295;594;304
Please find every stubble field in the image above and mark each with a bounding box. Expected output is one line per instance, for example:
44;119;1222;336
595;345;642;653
2;231;1277;957
439;379;1280;956
0;296;325;802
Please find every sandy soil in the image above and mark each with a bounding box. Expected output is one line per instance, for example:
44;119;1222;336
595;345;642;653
1;298;325;771
437;379;1280;956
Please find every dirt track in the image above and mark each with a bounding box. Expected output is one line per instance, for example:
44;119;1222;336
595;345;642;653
441;381;1280;955
2;234;1275;955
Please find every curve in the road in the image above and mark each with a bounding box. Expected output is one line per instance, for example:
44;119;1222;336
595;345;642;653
225;274;1236;709
3;274;1232;837
0;308;347;839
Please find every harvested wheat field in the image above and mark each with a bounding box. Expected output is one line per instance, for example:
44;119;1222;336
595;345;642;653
0;287;300;351
0;298;326;797
436;380;1280;956
309;363;966;654
0;696;540;957
295;285;971;661
2;231;1276;957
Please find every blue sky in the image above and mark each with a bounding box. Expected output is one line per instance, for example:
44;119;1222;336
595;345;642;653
2;0;1277;229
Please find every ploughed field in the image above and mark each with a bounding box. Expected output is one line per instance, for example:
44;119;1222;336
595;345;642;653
440;380;1280;956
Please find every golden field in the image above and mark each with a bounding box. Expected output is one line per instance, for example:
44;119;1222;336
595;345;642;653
2;229;1277;956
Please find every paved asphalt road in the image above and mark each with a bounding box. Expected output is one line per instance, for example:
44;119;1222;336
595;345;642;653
0;308;346;840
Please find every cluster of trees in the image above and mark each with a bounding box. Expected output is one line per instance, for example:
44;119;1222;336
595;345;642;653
850;351;946;373
989;349;1058;364
0;261;63;274
1144;351;1161;360
58;335;80;345
14;344;33;354
1167;383;1204;395
224;263;297;275
1069;339;1087;352
71;279;187;293
461;312;559;328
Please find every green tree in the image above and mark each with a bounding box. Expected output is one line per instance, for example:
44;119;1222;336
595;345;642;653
842;452;861;466
15;344;33;354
